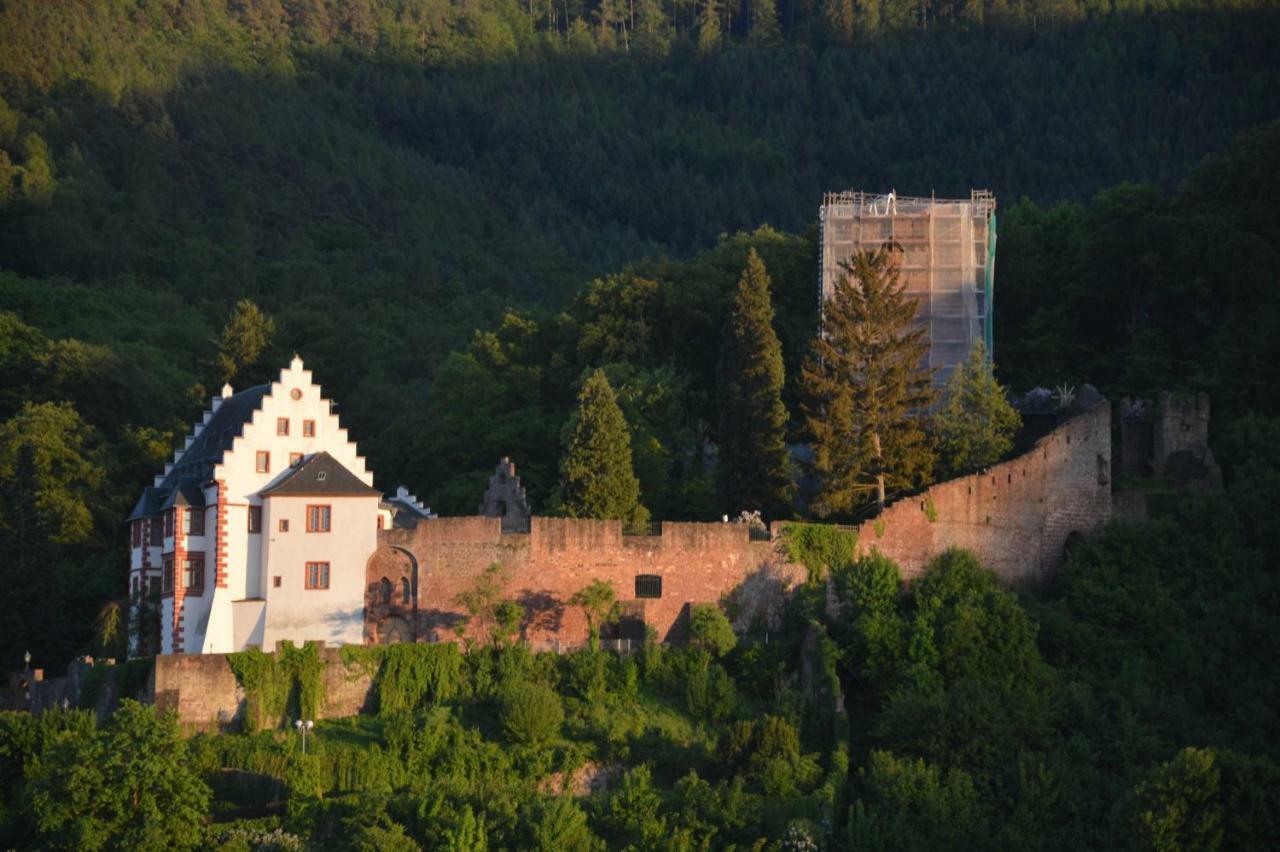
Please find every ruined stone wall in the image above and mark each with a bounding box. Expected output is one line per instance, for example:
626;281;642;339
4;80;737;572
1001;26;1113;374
368;517;806;649
852;403;1113;584
151;646;374;732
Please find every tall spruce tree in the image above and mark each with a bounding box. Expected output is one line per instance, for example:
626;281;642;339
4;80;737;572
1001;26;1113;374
749;0;781;43
717;249;793;517
800;249;936;516
559;369;649;526
932;339;1021;476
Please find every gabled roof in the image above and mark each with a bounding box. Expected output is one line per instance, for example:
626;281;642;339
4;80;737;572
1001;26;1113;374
127;384;270;520
160;478;207;511
260;452;379;497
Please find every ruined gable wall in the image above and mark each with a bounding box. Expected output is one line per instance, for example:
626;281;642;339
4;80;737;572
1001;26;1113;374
853;403;1112;584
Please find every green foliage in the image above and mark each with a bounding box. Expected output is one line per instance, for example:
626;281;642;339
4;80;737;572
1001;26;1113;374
780;522;858;581
688;604;737;658
569;579;620;650
558;370;648;526
1131;747;1223;852
932;340;1021;476
216;299;276;385
684;660;738;722
28;700;210;851
923;495;937;524
847;750;984;850
228;642;326;731
341;643;462;714
523;796;601;851
499;682;565;746
716;248;793;518
800;249;936;515
454;563;517;646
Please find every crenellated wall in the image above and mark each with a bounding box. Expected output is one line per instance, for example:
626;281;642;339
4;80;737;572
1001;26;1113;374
366;517;805;650
851;402;1113;583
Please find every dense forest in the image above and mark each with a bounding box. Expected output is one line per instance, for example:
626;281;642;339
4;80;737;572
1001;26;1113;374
1;1;1279;846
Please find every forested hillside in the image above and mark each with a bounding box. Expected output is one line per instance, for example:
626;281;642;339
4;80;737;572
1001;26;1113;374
1;1;1279;667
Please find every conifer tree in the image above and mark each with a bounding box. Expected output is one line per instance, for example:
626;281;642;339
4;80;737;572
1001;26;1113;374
717;249;793;517
749;0;781;43
215;299;276;385
800;249;936;516
932;339;1021;476
559;369;649;526
697;0;721;53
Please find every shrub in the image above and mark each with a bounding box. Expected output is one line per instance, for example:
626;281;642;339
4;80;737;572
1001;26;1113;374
689;604;737;658
685;661;737;722
500;683;564;746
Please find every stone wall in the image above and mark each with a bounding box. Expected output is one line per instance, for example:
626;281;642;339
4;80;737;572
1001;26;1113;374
851;402;1113;583
151;645;374;732
367;516;806;649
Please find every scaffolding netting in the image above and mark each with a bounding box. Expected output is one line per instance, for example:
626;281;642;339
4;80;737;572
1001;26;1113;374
819;189;997;388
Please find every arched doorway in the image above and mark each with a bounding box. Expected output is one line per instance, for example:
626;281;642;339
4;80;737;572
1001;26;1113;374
377;616;411;645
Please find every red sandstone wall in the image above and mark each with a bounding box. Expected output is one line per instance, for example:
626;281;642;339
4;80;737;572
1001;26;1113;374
853;404;1112;583
368;517;805;649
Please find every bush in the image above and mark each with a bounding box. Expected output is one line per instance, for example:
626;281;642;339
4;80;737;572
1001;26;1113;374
689;604;737;658
500;683;564;746
685;661;738;723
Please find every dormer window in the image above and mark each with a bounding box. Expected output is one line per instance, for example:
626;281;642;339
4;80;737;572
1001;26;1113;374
316;471;327;482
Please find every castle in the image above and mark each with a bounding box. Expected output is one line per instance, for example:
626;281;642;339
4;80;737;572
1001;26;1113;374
125;356;1126;659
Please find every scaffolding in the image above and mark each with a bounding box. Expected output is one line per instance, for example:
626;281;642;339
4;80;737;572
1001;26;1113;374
819;189;997;388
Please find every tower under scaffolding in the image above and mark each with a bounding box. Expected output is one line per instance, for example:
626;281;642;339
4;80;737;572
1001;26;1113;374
819;189;997;388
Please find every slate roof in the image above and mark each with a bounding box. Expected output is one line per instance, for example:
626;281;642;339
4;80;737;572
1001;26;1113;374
259;452;379;497
127;384;270;520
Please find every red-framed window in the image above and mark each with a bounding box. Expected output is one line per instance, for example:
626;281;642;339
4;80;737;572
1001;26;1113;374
276;417;289;436
183;554;205;595
162;557;174;594
185;509;205;536
305;562;330;590
306;505;331;533
302;419;316;437
279;519;289;533
256;451;270;473
248;506;262;533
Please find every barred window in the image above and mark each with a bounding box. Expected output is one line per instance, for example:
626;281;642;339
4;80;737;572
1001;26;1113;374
635;575;662;599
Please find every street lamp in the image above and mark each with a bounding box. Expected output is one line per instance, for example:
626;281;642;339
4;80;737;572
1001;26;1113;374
294;719;314;753
23;651;30;670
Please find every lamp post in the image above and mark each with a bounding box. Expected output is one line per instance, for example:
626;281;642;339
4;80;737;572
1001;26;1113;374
294;719;314;753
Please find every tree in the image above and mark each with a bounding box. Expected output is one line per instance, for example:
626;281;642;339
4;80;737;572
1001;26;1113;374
688;603;736;658
716;248;793;518
454;563;514;646
500;682;565;745
749;0;781;43
932;340;1021;476
1132;748;1224;852
28;700;211;851
570;579;620;650
558;370;648;526
823;0;855;44
799;249;936;515
696;0;720;53
215;299;276;385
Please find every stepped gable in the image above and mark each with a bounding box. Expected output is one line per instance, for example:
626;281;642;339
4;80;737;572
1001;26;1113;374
126;384;270;520
259;451;380;497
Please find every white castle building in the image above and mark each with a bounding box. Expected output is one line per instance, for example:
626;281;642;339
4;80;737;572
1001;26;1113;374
127;357;389;655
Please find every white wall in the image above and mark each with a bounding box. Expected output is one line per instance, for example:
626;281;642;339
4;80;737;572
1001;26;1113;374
261;494;377;647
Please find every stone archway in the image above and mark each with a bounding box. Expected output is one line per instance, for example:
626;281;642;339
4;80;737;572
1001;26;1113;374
376;616;411;645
